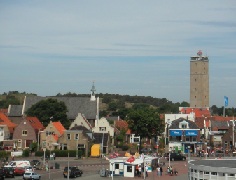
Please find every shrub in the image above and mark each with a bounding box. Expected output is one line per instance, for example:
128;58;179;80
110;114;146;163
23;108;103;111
122;145;129;151
22;149;30;157
0;151;10;159
34;150;83;157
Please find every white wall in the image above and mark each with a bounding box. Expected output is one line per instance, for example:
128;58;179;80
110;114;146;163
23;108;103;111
0;127;4;142
70;113;92;130
92;117;114;137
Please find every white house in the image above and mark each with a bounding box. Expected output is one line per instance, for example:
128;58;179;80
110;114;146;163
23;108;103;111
93;117;114;137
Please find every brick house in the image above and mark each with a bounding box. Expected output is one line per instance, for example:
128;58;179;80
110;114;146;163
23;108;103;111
12;119;37;150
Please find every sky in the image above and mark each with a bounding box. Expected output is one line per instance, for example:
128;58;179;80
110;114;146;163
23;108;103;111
0;0;236;107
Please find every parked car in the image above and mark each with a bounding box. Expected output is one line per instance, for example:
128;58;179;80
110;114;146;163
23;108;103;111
166;153;186;161
2;166;14;178
23;172;41;180
215;150;224;157
24;166;34;172
14;167;25;176
63;166;83;178
0;168;5;180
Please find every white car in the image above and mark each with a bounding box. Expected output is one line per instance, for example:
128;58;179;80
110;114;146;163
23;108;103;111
23;172;41;180
24;166;34;172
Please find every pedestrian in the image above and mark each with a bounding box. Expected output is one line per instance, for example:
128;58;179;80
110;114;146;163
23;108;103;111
138;165;142;177
12;154;15;161
167;166;170;175
170;166;173;175
145;166;148;177
160;166;163;176
156;166;160;176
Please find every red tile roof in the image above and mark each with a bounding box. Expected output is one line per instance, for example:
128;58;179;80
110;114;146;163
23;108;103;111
179;107;211;117
52;122;65;135
26;116;44;131
0;112;17;133
126;129;131;135
115;120;128;131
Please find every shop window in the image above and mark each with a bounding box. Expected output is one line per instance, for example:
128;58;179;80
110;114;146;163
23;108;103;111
127;165;132;172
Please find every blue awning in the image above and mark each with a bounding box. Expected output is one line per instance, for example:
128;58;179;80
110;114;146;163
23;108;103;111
185;130;198;136
170;130;182;136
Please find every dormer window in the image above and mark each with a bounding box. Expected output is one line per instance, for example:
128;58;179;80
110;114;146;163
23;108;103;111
99;127;106;131
179;120;189;129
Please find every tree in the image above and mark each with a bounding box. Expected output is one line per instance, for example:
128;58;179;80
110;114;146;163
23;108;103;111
125;105;163;150
26;98;69;128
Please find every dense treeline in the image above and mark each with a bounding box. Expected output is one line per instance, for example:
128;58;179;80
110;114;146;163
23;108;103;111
0;91;235;117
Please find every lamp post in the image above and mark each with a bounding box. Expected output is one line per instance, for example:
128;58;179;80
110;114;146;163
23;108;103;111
187;146;191;180
111;162;114;180
76;134;78;159
37;130;44;151
67;152;69;180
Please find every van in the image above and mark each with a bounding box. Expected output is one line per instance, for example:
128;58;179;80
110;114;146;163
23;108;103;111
5;160;30;168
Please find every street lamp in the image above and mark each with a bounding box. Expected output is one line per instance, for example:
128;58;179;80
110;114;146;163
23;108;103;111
76;133;78;159
37;129;44;151
111;162;114;180
187;146;191;180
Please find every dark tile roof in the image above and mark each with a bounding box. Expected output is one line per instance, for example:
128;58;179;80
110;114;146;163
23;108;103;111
211;120;229;131
23;96;97;120
8;105;23;116
169;118;199;129
70;125;91;133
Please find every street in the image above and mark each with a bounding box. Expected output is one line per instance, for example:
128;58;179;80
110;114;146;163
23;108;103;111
6;156;189;180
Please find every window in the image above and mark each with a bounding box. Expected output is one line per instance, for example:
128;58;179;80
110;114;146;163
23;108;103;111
67;134;71;140
75;134;79;140
127;165;132;172
115;164;119;169
22;130;28;136
99;127;106;131
182;124;187;129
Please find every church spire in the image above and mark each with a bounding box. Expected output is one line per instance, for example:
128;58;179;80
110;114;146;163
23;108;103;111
90;81;96;101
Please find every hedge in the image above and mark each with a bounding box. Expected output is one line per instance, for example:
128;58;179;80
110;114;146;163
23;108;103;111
35;150;83;157
0;151;10;159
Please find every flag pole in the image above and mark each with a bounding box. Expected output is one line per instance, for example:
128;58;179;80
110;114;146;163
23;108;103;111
223;106;225;117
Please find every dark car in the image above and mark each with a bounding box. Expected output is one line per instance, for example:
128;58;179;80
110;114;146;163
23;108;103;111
0;168;5;180
167;153;186;161
3;166;14;178
63;166;83;178
215;150;224;157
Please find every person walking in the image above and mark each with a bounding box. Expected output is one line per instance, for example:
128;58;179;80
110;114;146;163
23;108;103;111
145;166;148;177
160;166;163;176
156;166;160;176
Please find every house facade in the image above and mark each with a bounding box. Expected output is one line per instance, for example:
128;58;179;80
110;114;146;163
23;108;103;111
168;118;201;154
40;121;65;150
12;119;37;150
58;130;91;157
